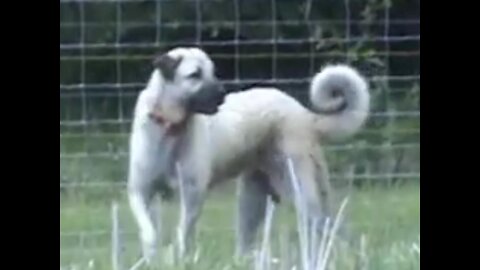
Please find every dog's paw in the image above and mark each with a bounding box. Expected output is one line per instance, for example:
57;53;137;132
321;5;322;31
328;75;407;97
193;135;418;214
141;245;156;267
140;229;157;262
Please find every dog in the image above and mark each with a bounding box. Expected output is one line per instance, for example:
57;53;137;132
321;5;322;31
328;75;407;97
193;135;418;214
127;47;370;263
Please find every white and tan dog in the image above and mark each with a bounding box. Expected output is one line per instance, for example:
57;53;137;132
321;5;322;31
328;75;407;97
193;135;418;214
127;47;370;262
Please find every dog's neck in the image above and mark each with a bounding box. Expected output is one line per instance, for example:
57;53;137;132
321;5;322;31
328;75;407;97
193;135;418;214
149;111;191;137
156;113;209;180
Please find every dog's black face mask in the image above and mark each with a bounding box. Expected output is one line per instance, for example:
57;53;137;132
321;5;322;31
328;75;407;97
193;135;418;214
187;81;226;115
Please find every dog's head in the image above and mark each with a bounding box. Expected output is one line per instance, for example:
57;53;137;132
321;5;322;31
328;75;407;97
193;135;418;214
149;47;226;127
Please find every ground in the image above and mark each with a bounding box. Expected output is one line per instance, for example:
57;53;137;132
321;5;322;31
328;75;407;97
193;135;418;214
60;182;420;270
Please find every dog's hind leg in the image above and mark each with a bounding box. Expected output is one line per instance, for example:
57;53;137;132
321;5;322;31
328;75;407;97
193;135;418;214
312;152;335;220
289;154;323;218
285;153;348;250
235;170;270;258
292;152;352;243
313;152;356;246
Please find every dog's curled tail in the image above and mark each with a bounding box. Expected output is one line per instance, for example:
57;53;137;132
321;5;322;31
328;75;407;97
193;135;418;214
309;64;370;140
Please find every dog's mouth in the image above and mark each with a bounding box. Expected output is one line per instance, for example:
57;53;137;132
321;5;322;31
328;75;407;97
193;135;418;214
193;106;219;115
186;82;226;115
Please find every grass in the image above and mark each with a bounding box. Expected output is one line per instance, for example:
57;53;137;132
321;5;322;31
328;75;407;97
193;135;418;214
60;119;419;269
60;182;420;270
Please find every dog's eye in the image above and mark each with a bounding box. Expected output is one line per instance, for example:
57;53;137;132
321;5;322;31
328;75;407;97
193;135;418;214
187;70;202;80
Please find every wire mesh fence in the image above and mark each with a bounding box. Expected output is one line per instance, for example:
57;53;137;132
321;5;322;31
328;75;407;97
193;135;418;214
60;0;419;268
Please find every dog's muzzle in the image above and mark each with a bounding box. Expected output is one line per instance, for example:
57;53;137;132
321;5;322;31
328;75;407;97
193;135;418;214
187;81;226;115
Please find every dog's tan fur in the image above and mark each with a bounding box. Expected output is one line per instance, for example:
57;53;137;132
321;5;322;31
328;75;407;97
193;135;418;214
127;47;370;262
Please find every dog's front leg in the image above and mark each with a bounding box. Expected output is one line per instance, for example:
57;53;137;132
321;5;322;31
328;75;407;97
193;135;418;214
176;173;207;259
128;185;158;263
127;129;165;264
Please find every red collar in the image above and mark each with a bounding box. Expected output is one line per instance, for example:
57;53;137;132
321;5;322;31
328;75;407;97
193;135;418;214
148;111;186;136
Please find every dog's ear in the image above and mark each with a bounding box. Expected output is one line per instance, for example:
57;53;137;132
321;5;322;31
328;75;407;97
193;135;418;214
153;54;183;81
